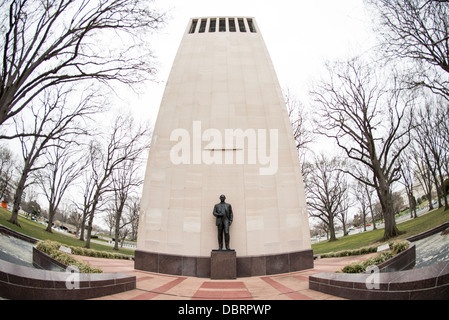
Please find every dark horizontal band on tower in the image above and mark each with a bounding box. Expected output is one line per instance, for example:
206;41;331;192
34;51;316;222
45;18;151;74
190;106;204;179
189;17;257;34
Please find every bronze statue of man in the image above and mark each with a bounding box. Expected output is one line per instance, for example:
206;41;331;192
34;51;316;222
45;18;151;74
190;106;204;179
213;194;233;250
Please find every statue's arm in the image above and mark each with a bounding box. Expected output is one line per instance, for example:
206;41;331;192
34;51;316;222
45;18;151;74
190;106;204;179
229;205;233;224
213;205;221;217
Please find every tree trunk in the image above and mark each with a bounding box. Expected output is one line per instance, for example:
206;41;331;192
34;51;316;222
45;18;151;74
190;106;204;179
85;207;95;249
113;214;121;251
342;219;347;236
411;195;417;219
8;170;28;226
378;188;401;240
365;184;377;231
85;214;94;249
85;198;98;248
363;208;367;232
374;161;402;241
368;198;377;230
427;191;434;211
85;191;101;249
328;214;337;242
45;205;56;233
113;199;126;251
79;211;87;241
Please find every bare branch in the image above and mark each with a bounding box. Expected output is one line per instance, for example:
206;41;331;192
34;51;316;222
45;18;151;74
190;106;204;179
366;0;449;100
8;84;98;225
0;0;166;126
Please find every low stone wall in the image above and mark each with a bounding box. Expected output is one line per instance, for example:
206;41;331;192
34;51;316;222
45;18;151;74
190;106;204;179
33;246;73;271
0;225;38;244
0;225;136;300
406;221;449;242
378;243;416;272
309;222;449;300
309;260;449;300
0;258;136;299
134;249;314;278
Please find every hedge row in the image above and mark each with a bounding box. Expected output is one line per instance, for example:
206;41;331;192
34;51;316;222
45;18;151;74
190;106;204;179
38;239;132;260
319;244;379;258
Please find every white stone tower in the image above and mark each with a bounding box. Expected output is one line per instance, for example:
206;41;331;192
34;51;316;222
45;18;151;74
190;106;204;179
135;17;312;277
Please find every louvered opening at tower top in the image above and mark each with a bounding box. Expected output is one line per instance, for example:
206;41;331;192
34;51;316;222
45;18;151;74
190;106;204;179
188;17;257;34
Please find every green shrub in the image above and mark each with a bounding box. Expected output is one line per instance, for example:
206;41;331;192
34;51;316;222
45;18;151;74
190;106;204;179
36;239;133;272
339;241;409;273
341;262;366;273
56;242;132;260
389;240;409;255
367;251;394;266
321;240;409;260
340;251;394;273
320;244;379;258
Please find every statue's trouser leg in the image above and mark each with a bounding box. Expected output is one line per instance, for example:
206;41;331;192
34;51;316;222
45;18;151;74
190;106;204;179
218;225;223;249
224;223;230;250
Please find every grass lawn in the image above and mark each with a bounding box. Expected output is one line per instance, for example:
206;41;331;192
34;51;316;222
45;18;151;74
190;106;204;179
0;207;134;257
312;207;449;255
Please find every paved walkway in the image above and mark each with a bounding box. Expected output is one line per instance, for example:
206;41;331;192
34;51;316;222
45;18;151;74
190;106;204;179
74;253;377;300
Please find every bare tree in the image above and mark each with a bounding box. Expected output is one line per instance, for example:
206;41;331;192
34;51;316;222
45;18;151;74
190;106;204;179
126;195;140;241
111;148;145;250
336;184;350;236
34;141;88;232
354;180;369;232
366;0;449;100
310;57;414;241
304;154;348;242
398;152;418;218
364;180;378;230
57;201;72;225
103;204;115;236
75;139;101;241
103;195;140;240
8;86;97;226
83;114;150;248
412;147;435;211
413;98;449;210
435;99;449;183
284;88;314;166
0;0;165;127
67;205;83;235
0;145;15;202
410;119;436;212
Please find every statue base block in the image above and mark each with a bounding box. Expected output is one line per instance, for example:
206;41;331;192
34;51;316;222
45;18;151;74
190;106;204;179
210;250;236;279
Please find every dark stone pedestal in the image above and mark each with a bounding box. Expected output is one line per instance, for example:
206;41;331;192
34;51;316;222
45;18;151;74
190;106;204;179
211;250;236;280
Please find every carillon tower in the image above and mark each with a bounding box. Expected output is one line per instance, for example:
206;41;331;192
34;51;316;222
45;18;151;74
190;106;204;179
135;17;313;277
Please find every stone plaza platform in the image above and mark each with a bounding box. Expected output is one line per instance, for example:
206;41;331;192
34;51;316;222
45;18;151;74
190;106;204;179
78;254;379;300
2;223;448;300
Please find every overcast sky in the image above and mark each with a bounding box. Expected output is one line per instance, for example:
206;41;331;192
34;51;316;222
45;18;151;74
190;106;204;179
125;0;376;124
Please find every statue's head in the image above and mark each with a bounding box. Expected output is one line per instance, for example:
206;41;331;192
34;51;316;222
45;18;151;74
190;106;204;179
220;194;226;202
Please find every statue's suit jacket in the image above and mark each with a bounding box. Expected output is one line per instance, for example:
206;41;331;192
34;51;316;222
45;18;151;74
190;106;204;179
213;202;233;229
